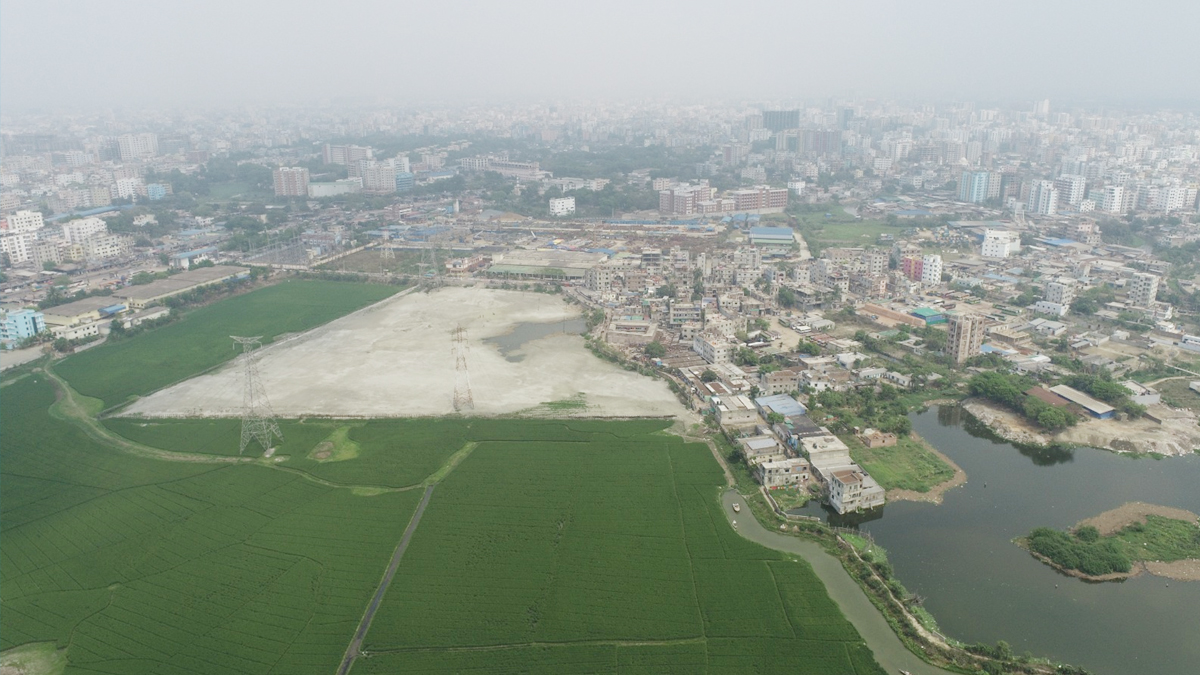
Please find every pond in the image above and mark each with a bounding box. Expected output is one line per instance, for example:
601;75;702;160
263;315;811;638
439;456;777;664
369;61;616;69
791;406;1200;675
483;317;587;361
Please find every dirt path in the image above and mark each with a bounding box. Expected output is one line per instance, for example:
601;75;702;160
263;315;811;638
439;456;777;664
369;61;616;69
1076;501;1200;536
338;485;435;674
886;433;968;505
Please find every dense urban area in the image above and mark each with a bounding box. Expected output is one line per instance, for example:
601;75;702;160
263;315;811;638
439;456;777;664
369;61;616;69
3;98;1200;675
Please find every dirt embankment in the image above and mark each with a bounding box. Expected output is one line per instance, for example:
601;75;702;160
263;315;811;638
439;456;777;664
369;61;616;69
1077;501;1200;536
1052;408;1200;457
959;399;1053;446
886;433;968;506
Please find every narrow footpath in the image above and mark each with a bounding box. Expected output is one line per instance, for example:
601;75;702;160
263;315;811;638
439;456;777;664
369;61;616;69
337;485;435;675
720;490;954;675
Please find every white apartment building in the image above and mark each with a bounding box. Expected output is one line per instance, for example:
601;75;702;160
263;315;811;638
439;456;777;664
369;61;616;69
81;234;132;261
61;217;107;244
273;167;310;197
0;232;33;264
920;254;942;285
113;177;143;200
117;133;158;161
5;210;45;233
1027;180;1058;216
755;458;811;489
1054;174;1087;208
981;229;1020;258
1032;301;1069;317
693;333;733;364
549;197;576;217
827;468;886;514
1128;272;1160;307
862;250;888;276
1044;279;1076;306
1101;185;1125;214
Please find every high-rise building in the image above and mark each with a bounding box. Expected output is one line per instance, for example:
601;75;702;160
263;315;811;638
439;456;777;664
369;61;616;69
1054;174;1087;209
273;167;310;197
359;161;396;193
761;110;800;132
946;313;985;364
549;197;576;217
394;172;415;192
1101;185;1125;214
959;171;990;203
1;309;46;348
1128;272;1160;307
1027;180;1058;216
60;217;107;244
920;254;942;286
117;133;158;161
322;143;374;165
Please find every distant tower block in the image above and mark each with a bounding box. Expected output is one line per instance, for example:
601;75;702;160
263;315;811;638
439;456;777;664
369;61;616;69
231;336;284;454
452;325;474;412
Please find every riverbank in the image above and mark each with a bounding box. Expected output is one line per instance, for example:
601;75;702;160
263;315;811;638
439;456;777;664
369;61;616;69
960;398;1200;457
1019;502;1200;582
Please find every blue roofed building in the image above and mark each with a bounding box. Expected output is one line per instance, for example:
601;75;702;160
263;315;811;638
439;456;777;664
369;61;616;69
748;226;794;248
754;394;807;419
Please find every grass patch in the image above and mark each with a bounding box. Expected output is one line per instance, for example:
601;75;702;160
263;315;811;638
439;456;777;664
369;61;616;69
56;280;399;410
308;425;361;462
847;433;955;493
768;487;812;511
1113;514;1200;562
1156;378;1200;412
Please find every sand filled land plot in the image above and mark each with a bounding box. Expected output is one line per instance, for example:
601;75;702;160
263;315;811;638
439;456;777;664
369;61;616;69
124;287;686;419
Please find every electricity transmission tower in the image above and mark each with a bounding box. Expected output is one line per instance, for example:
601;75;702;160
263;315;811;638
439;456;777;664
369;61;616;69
452;325;474;412
231;336;283;455
380;229;395;261
418;233;446;288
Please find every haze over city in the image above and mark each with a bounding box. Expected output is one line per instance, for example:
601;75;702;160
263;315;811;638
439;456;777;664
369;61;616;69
3;0;1200;110
2;3;1200;675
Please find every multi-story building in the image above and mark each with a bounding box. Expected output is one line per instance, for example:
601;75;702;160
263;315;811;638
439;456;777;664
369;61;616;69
81;234;132;261
959;170;990;203
61;217;107;244
30;239;63;268
693;334;733;365
549;197;575;217
273;167;310;197
1128;272;1160;307
862;250;888;276
1054;174;1087;209
360;161;396;193
322;144;373;165
113;177;143;200
1027;180;1059;216
920;254;942;286
394;172;415;192
982;229;1020;258
5;210;45;233
1045;279;1077;306
946;313;985;364
1;309;46;348
0;232;33;265
117;133;158;161
901;255;923;281
146;183;169;201
827;468;886;514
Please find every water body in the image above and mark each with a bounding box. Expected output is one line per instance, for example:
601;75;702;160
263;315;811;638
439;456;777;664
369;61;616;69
793;406;1200;675
484;318;586;361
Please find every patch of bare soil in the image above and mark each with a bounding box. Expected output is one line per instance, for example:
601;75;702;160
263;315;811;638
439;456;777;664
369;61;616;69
310;441;333;460
1143;559;1200;581
1077;501;1200;536
960;399;1053;446
1053;407;1200;457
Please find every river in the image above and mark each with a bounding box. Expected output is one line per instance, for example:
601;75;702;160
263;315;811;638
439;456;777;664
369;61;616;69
791;406;1200;675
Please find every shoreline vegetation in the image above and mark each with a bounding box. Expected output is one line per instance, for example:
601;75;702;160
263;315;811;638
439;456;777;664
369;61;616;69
1017;502;1200;582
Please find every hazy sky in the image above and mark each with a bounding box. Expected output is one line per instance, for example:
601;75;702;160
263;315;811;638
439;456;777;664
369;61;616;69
3;0;1198;112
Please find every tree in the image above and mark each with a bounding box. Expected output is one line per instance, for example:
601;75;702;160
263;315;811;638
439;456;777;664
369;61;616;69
644;341;666;359
1070;297;1098;315
700;369;718;383
767;412;785;424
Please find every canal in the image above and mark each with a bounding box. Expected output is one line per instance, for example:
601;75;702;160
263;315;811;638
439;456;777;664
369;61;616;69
792;406;1200;675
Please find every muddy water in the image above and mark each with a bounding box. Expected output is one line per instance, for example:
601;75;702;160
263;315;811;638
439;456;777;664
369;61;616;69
791;406;1200;675
484;318;587;361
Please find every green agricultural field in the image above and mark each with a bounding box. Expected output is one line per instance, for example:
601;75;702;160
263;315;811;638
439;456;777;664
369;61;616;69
55;280;399;409
1;376;424;675
848;434;955;493
361;426;886;674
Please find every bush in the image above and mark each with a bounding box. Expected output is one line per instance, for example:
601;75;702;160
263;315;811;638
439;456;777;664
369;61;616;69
1026;527;1131;576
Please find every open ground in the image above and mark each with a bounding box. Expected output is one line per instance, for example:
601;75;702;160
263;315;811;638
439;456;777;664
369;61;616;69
124;286;686;419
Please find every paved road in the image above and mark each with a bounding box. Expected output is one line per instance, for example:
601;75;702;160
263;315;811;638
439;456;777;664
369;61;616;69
337;485;435;675
721;490;954;675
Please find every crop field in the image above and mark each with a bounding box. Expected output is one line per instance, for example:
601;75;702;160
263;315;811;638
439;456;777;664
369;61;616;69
360;426;885;674
1;376;423;674
55;280;399;410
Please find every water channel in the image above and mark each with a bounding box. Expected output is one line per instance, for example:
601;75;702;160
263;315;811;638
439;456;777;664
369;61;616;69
791;406;1200;675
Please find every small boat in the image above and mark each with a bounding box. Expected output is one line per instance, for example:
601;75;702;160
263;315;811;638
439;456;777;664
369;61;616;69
899;670;912;675
732;503;741;513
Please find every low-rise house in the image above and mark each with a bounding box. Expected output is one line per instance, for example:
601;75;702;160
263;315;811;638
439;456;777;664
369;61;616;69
711;394;758;427
827;468;886;514
740;436;786;465
857;429;897;448
755;458;811;489
1121;381;1161;406
759;368;801;395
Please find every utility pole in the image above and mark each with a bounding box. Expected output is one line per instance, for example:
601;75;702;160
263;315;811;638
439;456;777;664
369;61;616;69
231;336;283;455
